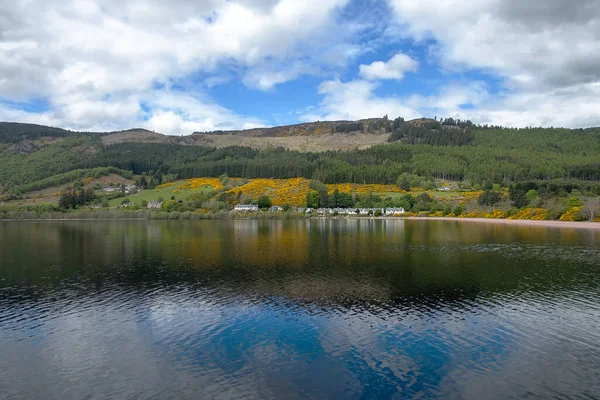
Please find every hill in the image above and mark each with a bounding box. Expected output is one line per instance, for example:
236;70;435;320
1;118;599;200
99;118;395;151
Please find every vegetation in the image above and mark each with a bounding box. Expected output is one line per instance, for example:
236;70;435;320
0;136;101;189
0;122;77;143
14;167;132;194
0;120;599;224
64;126;599;185
388;119;474;146
58;187;96;209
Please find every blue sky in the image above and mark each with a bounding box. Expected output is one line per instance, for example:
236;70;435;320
0;0;599;134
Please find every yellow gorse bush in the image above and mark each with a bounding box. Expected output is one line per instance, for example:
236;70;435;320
559;207;581;221
178;178;225;191
459;191;485;200
326;183;402;194
225;178;311;206
507;208;547;220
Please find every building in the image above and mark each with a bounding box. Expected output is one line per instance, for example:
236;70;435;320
332;208;353;215
234;204;259;212
385;208;405;215
147;201;163;209
268;206;283;212
119;202;136;208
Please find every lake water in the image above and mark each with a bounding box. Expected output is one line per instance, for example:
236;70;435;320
1;220;599;399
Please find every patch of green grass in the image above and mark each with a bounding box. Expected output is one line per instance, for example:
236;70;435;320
106;181;215;207
384;190;463;199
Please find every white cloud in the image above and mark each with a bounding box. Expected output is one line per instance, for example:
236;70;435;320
359;52;418;80
387;0;600;91
385;0;600;127
142;91;266;135
242;62;321;91
0;0;350;133
302;78;420;121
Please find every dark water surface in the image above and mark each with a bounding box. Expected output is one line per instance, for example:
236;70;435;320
1;220;599;399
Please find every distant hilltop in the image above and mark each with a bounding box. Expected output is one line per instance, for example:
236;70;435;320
0;117;479;152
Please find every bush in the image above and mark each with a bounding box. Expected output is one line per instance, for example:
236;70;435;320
257;195;272;209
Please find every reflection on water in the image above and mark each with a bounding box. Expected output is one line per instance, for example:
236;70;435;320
1;220;599;399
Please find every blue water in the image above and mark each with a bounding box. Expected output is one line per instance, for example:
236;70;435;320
1;220;599;399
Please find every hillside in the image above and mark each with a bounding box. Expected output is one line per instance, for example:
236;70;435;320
99;118;394;151
1;118;599;200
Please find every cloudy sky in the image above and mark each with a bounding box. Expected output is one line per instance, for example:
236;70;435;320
1;0;599;135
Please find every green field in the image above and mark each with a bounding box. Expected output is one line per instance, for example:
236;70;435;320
384;190;462;199
106;182;215;207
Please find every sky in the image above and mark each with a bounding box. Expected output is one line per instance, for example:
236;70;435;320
1;0;600;135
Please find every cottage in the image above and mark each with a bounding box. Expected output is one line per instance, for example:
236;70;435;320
385;207;405;215
147;201;163;209
124;184;138;194
332;208;351;215
234;204;259;212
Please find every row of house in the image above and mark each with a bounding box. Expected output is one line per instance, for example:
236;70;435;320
233;205;405;215
233;205;285;212
307;207;405;215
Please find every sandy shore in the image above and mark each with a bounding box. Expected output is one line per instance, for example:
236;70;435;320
402;217;600;229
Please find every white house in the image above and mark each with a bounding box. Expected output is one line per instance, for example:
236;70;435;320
234;204;259;212
147;201;162;209
385;207;405;215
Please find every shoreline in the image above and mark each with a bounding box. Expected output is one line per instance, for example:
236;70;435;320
401;217;600;229
1;215;600;229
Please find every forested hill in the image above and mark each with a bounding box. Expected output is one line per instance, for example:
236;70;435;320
1;119;600;195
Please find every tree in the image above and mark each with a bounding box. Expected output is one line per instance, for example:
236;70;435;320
282;203;292;212
219;173;230;187
526;189;538;201
478;190;501;206
398;177;410;191
580;197;600;221
136;175;148;189
306;191;320;208
331;189;340;207
337;192;354;208
257;195;272;209
309;179;329;207
509;186;528;208
567;196;583;208
418;192;432;204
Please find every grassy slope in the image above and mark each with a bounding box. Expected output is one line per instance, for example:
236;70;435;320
0;136;100;189
107;182;214;207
